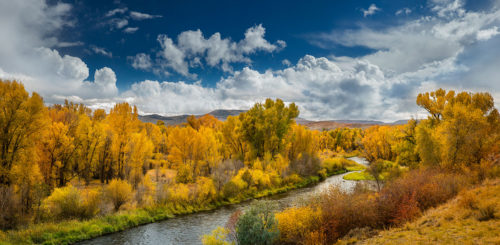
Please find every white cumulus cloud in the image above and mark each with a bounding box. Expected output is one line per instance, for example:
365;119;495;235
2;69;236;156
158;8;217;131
0;0;118;105
132;24;286;76
129;53;153;70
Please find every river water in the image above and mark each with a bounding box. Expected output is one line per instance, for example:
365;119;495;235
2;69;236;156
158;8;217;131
79;157;369;245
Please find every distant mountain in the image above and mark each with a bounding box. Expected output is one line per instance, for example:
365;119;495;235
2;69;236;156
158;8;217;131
330;120;385;124
205;109;246;119
391;120;410;125
300;119;412;130
138;109;246;125
301;121;377;130
139;109;410;129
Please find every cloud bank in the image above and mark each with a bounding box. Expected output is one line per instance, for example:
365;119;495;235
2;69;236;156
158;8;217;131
0;0;499;122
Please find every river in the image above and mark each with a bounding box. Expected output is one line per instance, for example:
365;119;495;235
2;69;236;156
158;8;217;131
79;157;369;245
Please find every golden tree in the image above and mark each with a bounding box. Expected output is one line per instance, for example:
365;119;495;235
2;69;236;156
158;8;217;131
125;130;154;188
75;114;105;185
0;80;46;185
108;103;139;179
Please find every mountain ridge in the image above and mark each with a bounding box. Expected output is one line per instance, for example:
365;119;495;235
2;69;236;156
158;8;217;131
138;109;410;129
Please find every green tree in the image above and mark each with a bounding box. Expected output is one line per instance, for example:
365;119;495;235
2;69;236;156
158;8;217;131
236;200;279;245
239;98;299;158
392;119;420;168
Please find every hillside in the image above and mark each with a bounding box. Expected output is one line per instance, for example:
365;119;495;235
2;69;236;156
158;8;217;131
344;179;500;244
138;109;246;125
139;109;408;129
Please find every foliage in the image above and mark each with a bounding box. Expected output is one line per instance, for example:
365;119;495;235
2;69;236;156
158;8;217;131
319;128;363;153
43;185;101;220
361;125;395;162
275;206;322;244
0;80;46;185
356;179;500;245
202;226;234;245
236;200;279;245
415;89;499;169
106;179;132;211
239;98;299;158
1;80;499;245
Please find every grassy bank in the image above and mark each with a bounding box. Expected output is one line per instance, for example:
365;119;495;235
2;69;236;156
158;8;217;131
0;158;361;245
343;171;374;181
342;160;407;181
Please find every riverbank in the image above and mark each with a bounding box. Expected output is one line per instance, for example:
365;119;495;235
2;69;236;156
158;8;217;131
0;158;365;245
346;178;500;244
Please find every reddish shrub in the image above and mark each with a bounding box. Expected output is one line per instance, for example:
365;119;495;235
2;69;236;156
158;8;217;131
310;167;467;243
318;187;380;243
377;168;466;226
225;209;241;242
391;191;421;225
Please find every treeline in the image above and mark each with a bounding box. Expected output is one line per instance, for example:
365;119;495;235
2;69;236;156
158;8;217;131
203;89;500;245
0;80;361;230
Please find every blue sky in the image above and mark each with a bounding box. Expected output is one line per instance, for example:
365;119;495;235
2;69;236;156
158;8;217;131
64;0;449;89
0;0;499;121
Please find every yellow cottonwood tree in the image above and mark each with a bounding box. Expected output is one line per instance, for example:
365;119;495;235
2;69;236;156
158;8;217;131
38;121;76;187
125;130;154;188
361;126;394;162
76;114;105;185
0;80;46;185
221;116;247;160
416;89;499;168
108;103;139;179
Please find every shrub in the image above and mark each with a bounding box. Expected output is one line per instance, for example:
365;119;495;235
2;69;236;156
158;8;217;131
80;188;102;218
390;191;421;225
289;153;321;176
202;227;234;245
322;157;347;173
43;185;102;220
308;168;468;243
193;177;217;205
379;168;466;213
222;181;240;199
43;185;83;220
249;169;272;190
176;163;193;183
283;174;303;185
276;206;322;244
135;175;155;207
167;183;190;205
236;200;279;245
106;179;132;211
459;191;478;210
225;210;241;242
318;187;380;243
